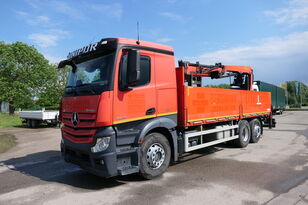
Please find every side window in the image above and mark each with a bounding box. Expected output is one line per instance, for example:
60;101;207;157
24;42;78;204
136;55;151;86
242;74;250;90
231;73;250;90
120;54;151;88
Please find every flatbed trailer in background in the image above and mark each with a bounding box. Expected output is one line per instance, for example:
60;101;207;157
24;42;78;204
253;81;286;114
19;110;59;128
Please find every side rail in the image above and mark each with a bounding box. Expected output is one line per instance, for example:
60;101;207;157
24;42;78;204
184;124;239;152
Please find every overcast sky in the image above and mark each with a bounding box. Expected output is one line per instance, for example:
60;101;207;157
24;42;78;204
1;0;308;85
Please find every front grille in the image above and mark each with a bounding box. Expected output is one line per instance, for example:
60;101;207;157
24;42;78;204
62;112;96;128
61;112;97;143
62;124;97;143
63;131;92;138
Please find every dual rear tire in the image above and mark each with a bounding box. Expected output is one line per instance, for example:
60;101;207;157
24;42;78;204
26;119;39;128
233;118;262;147
233;120;251;148
249;119;262;143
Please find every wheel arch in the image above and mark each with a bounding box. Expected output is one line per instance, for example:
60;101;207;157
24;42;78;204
136;116;178;162
147;127;176;162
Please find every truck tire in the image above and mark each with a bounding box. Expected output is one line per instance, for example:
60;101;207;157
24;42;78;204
139;132;171;179
249;119;262;143
31;120;38;128
233;120;251;148
27;119;32;128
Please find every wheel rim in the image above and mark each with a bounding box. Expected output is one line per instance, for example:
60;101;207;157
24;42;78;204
254;124;261;138
146;143;165;169
242;126;249;142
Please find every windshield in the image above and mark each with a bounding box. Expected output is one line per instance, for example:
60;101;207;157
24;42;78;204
65;52;115;96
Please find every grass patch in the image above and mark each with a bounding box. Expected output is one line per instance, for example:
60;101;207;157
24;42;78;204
0;134;16;153
0;113;23;129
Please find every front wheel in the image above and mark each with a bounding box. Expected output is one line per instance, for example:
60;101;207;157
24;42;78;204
140;132;171;179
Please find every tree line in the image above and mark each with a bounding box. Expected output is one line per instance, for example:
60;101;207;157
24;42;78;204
0;41;68;114
283;81;308;107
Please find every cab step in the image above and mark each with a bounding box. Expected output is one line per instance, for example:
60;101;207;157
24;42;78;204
118;166;139;175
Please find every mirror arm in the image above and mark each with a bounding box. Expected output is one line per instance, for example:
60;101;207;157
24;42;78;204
119;83;133;91
58;59;76;69
125;86;133;91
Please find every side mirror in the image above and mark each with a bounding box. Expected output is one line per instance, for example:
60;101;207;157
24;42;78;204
127;49;140;86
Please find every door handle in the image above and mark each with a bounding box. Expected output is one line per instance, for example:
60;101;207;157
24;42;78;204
146;108;156;115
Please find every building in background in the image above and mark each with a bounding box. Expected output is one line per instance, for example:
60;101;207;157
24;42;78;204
0;102;9;113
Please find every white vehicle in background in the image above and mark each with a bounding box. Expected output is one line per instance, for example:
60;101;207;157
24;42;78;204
19;109;59;128
252;82;259;91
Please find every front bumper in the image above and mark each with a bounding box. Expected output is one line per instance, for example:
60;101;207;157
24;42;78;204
61;126;139;177
61;142;117;177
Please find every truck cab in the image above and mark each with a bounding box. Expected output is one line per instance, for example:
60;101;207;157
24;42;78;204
59;38;178;178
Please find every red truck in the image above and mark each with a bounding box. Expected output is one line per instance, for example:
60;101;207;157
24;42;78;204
58;38;275;179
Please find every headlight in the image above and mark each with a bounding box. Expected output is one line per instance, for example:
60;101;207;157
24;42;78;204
91;137;111;153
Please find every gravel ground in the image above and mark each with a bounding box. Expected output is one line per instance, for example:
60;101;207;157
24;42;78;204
0;111;307;205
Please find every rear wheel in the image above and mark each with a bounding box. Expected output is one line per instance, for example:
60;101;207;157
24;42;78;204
249;119;262;143
27;119;32;128
140;132;171;179
31;120;38;128
233;120;251;148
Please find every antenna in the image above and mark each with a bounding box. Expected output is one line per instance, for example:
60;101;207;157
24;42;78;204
136;21;140;45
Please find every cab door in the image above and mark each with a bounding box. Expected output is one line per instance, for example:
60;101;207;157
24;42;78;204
113;49;156;125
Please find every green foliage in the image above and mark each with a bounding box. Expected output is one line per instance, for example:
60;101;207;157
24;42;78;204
285;81;308;107
205;84;231;89
0;41;53;112
36;64;69;109
0;113;22;129
0;41;69;112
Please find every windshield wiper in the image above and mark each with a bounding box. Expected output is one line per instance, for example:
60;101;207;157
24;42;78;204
75;83;91;87
65;85;76;94
75;83;96;94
